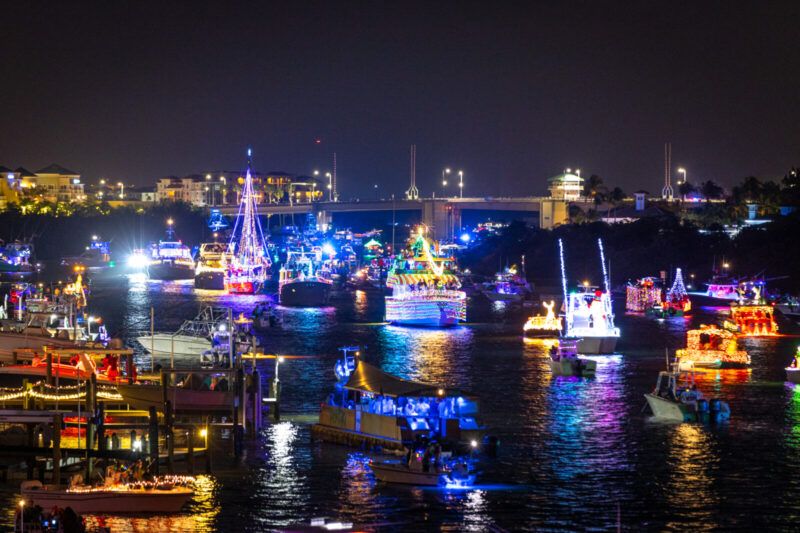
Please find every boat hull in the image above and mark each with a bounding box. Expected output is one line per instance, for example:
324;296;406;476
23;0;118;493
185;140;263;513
644;393;693;422
370;462;448;486
571;336;618;354
484;291;523;302
136;334;211;357
385;298;466;327
22;486;193;513
548;357;597;377
194;271;225;290
279;281;331;306
147;262;195;280
118;383;234;412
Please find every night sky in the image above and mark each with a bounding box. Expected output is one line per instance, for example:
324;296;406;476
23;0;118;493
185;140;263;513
2;1;799;197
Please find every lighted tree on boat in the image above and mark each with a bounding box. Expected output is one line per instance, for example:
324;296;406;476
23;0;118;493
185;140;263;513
224;149;271;294
663;268;692;315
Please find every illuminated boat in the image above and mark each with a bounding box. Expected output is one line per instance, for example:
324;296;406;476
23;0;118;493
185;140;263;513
146;221;194;280
786;347;800;383
61;236;114;271
482;261;530;302
658;268;692;316
312;347;485;451
224;149;271;294
194;242;229;290
384;229;466;327
722;280;777;336
547;338;596;377
21;478;194;513
137;307;232;357
675;325;750;368
523;300;562;338
278;251;332;306
558;239;620;354
645;362;731;422
625;277;663;312
0;241;35;278
370;456;476;487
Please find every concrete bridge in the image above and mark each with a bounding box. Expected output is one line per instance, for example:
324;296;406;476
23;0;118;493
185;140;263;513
217;196;568;241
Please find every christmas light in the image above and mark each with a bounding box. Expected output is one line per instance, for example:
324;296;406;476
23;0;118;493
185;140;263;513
625;277;663;312
676;325;750;367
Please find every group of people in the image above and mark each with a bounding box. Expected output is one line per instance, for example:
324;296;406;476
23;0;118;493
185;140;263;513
178;372;229;391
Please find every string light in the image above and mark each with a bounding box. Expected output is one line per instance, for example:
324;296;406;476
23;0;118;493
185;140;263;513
626;278;662;312
676;325;750;366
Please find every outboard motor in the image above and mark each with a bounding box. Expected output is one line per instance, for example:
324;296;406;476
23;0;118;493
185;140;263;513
696;398;709;413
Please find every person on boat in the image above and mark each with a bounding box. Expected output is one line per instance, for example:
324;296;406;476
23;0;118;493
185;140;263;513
200;374;212;391
422;447;431;473
215;375;229;391
32;353;43;367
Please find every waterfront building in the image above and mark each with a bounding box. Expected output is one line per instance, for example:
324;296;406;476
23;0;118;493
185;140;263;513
156;175;209;206
0;163;85;203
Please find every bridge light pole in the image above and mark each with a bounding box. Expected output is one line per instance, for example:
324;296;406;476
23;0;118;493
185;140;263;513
325;172;333;201
458;170;464;198
441;168;450;198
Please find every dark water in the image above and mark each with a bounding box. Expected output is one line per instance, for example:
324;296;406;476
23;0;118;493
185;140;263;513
3;273;800;531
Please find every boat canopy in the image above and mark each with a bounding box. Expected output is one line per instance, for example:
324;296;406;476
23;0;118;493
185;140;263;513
344;361;469;398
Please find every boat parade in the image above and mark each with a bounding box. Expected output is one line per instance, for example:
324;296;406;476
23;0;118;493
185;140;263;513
7;4;800;530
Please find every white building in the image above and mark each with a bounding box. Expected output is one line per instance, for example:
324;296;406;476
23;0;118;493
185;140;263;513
156;176;208;206
547;172;584;200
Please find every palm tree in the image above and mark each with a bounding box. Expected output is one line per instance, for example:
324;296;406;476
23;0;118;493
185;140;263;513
700;180;724;201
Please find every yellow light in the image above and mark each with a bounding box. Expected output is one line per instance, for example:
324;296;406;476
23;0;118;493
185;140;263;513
437;388;444;396
167;218;174;226
278;356;285;363
723;262;730;269
18;499;25;508
583;280;590;287
200;428;208;438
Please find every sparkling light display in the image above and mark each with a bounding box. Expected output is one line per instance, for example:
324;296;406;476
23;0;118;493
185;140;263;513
523;300;562;336
676;325;750;368
225;148;270;294
561;239;619;340
625;277;662;312
724;305;778;336
664;268;692;314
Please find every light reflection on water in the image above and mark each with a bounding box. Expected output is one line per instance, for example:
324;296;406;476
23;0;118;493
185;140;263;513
2;277;800;530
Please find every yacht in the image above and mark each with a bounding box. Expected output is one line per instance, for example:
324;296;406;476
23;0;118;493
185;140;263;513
146;222;194;280
137;307;233;358
278;251;332;306
194;242;229;290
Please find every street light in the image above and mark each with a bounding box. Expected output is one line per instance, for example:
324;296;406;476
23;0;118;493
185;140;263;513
677;167;687;185
458;170;464;198
441;168;451;198
19;499;25;533
325;172;333;201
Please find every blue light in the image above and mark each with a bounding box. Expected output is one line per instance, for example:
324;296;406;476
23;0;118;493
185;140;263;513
247;148;252;157
460;233;470;243
322;243;336;256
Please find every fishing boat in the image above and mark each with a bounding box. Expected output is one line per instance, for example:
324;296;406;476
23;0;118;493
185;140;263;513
21;478;194;513
370;455;476;487
224;149;271;294
278;251;332;306
547;338;597;377
194;242;229;290
559;239;620;354
136;307;233;357
786;347;800;383
312;347;485;451
482;261;530;302
675;325;750;368
644;362;731;422
61;236;114;271
625;277;662;312
146;220;195;280
523;300;562;338
384;229;466;327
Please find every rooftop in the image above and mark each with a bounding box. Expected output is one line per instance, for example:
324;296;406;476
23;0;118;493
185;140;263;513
35;163;79;175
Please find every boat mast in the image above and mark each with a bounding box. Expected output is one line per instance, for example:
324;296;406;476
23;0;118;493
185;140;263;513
229;148;269;276
558;238;569;333
598;238;610;295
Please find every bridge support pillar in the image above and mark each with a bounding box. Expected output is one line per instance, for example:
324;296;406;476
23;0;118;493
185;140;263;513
539;199;569;229
421;200;450;241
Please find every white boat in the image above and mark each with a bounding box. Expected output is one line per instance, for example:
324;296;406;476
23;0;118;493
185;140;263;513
370;459;475;487
21;480;193;513
194;242;230;290
558;239;620;355
137;307;232;357
547;339;597;377
644;362;731;423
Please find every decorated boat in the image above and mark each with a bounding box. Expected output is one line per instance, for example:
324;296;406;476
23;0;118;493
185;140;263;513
657;268;692;316
786;347;800;384
312;347;485;451
224;149;271;294
675;325;750;368
559;239;620;354
21;477;194;514
625;277;662;312
278;251;333;306
194;242;229;290
482;260;530;302
61;236;114;272
0;241;35;278
523;301;562;338
645;362;731;422
722;282;778;336
146;220;195;280
384;229;466;327
137;306;233;357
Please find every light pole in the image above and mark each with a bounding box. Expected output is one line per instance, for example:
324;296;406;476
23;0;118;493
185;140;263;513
677;167;687;185
117;182;124;199
458;170;464;198
374;183;379;200
326;172;333;201
441;168;450;198
220;176;226;205
19;499;25;533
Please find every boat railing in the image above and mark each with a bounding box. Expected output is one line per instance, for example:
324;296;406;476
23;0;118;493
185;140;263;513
390;288;465;300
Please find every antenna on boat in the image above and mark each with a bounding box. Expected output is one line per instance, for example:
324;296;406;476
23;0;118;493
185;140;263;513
558;238;568;307
598;238;610;294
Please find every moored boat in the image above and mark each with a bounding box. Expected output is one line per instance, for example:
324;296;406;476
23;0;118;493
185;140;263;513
279;251;332;306
136;306;233;357
147;221;195;280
